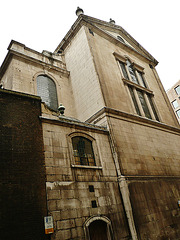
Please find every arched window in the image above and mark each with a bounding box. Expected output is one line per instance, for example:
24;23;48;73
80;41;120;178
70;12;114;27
36;75;58;111
72;136;96;166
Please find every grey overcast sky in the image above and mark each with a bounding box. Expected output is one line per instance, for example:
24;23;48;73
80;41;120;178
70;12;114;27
0;0;180;90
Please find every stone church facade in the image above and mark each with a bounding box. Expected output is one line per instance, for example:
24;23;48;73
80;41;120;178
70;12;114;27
0;9;180;240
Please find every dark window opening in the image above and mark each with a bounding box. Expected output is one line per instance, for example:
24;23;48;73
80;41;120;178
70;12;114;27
117;35;125;43
91;200;97;208
89;185;95;192
72;136;96;166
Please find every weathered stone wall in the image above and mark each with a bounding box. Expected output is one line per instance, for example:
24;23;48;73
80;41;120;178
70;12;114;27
129;179;180;240
71;25;177;126
0;89;48;240
64;26;105;122
0;41;76;118
42;118;130;240
108;115;180;176
96;111;180;239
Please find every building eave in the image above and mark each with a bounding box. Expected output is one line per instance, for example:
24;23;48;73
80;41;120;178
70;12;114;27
0;40;69;81
55;14;158;66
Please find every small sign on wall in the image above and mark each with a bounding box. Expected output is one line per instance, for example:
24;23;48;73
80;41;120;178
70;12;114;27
44;216;54;234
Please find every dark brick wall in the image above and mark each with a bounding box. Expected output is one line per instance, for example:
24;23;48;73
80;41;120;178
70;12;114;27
0;89;48;240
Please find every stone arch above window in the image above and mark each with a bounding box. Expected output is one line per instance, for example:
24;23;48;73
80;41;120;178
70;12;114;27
84;216;114;240
36;75;58;111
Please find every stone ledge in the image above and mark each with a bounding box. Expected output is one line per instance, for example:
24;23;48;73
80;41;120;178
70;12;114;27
71;164;102;170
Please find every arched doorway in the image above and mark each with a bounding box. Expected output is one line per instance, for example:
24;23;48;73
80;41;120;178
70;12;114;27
89;220;108;240
84;216;114;240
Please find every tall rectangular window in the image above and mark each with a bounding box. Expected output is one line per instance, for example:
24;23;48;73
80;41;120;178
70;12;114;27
117;56;160;121
128;86;141;116
137;90;151;119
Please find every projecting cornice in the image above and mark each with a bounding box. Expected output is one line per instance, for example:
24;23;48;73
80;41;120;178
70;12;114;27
55;14;158;66
0;40;70;80
86;107;180;135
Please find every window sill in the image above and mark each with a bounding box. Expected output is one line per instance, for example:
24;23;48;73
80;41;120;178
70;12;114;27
71;164;102;170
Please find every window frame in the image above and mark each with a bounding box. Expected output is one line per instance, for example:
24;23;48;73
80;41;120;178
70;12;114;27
172;99;179;109
175;86;180;95
176;109;180;118
115;53;160;121
72;136;96;166
68;132;102;169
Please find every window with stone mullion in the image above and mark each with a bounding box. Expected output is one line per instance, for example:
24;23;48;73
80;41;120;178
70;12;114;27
126;60;139;85
136;90;152;119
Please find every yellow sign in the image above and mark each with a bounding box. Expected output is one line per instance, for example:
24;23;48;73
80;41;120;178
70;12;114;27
44;216;54;234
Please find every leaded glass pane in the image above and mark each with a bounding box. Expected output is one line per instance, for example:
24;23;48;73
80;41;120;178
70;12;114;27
72;137;96;166
37;75;58;111
137;90;151;119
147;95;159;121
119;61;129;80
128;86;141;116
138;71;147;88
126;60;139;84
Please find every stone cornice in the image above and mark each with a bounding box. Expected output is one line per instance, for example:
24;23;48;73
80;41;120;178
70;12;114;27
86;107;180;135
0;88;41;101
0;40;69;80
40;116;108;134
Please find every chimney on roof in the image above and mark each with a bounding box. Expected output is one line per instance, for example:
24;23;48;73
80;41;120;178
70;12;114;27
76;7;84;16
109;18;116;24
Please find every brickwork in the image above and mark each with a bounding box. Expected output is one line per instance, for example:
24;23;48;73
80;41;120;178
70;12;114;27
0;89;48;240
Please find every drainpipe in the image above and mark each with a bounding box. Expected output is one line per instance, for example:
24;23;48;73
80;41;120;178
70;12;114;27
107;117;138;240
